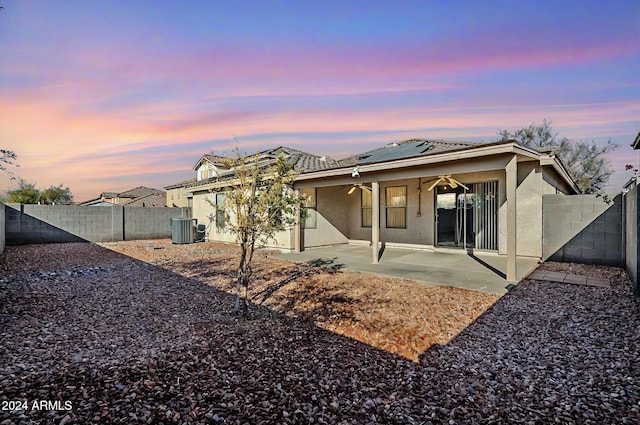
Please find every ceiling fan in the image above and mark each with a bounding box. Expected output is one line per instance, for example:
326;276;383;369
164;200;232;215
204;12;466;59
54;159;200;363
347;183;372;195
423;175;469;192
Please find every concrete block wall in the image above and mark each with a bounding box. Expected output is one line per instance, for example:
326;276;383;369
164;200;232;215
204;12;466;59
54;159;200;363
0;202;5;255
5;204;88;244
124;206;190;240
5;204;190;245
543;194;623;266
624;180;639;295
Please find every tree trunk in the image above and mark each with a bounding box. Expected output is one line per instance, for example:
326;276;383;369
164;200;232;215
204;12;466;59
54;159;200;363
234;242;253;317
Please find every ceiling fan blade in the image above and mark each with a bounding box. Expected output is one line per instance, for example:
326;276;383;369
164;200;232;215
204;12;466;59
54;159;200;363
427;177;443;192
448;177;469;191
360;184;372;192
347;186;356;195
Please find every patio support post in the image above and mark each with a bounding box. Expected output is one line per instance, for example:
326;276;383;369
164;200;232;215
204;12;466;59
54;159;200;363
293;189;301;253
372;181;380;264
506;155;517;282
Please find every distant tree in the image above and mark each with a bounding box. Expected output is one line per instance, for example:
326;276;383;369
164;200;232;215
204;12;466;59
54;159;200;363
498;119;618;194
212;150;306;316
7;180;40;204
40;184;73;204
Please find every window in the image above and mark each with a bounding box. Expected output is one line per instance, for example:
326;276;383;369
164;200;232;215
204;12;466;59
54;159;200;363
385;186;407;228
215;192;225;230
361;189;372;227
299;188;317;229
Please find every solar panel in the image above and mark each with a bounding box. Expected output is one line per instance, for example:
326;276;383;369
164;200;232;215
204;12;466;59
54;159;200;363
357;140;433;164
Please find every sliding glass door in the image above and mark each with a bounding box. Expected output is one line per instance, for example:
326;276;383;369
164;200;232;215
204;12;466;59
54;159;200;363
435;181;498;250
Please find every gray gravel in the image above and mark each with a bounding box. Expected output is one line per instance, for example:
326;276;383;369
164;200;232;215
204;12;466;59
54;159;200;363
0;243;639;424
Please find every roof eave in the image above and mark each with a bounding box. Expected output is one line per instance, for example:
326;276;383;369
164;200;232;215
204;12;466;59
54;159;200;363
295;141;540;181
540;156;580;194
632;132;640;150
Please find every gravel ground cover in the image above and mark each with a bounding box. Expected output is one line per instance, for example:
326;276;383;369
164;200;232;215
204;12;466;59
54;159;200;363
0;240;638;424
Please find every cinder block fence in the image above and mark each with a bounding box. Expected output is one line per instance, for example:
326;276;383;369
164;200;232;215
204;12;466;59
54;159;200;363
3;203;191;246
542;194;624;267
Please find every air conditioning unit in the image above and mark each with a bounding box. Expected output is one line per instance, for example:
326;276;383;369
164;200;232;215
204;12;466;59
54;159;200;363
170;218;195;244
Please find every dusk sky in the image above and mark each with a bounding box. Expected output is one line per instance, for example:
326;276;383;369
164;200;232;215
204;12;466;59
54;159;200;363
1;0;638;202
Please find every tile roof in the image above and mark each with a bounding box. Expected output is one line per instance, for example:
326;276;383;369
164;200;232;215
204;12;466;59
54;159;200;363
261;146;342;173
117;186;165;198
183;139;498;190
194;154;230;170
78;197;111;206
164;178;197;190
122;193;166;207
186;147;343;190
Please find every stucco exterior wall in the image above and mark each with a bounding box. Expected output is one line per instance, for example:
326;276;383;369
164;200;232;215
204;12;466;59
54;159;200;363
166;186;192;208
345;177;433;245
302;186;349;247
515;163;543;257
308;163;549;258
344;170;510;249
192;192;238;245
624;181;639;292
541;167;572;194
192;191;295;250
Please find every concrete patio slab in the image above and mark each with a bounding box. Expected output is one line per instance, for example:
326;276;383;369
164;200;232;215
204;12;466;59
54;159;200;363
274;244;540;295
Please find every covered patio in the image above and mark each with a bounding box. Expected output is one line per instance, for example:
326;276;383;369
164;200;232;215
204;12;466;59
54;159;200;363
275;244;540;295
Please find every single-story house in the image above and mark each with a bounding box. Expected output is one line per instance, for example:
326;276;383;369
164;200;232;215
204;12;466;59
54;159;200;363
177;140;578;282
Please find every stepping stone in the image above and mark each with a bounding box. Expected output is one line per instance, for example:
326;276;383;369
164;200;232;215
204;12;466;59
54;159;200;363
563;274;588;285
544;271;567;283
585;277;611;288
528;270;547;280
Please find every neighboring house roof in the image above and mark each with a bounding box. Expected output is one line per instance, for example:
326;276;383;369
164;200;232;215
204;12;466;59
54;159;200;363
122;192;166;207
632;132;640;150
164;178;197;190
78;198;115;206
79;186;167;207
117;186;165;198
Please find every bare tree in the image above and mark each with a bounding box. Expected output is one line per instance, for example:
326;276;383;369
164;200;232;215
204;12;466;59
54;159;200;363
211;150;306;316
499;119;618;194
1;149;17;178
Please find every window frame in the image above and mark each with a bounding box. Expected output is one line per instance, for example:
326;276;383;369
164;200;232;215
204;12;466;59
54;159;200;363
361;189;372;228
385;185;407;229
299;188;317;229
215;192;226;230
